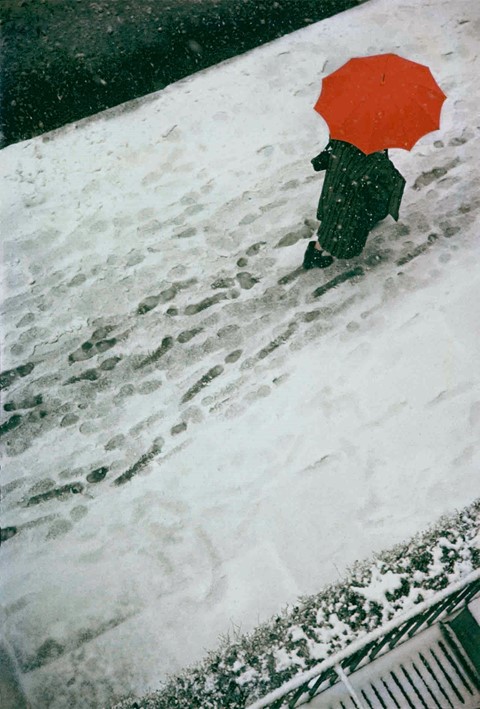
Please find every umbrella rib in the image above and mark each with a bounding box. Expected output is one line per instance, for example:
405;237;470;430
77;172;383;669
369;81;441;150
412;92;446;124
365;93;381;153
388;89;412;149
330;98;368;146
411;95;443;128
341;81;386;152
415;82;446;97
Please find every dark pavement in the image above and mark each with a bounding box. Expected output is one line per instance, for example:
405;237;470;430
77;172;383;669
0;0;367;148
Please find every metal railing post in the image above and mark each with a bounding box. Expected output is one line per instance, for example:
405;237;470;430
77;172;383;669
334;663;367;709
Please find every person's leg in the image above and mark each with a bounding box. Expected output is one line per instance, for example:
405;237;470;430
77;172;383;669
303;240;334;269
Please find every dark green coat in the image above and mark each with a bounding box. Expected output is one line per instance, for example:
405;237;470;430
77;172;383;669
312;140;405;259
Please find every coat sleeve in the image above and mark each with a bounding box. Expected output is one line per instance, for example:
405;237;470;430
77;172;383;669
363;155;405;222
311;142;333;172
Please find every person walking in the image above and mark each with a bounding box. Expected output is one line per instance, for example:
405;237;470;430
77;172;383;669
304;53;446;269
303;138;405;269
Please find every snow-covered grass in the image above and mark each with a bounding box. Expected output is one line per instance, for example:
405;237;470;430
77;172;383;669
111;499;480;708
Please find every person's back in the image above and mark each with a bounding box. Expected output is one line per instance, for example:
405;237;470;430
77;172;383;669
314;139;367;222
303;139;405;269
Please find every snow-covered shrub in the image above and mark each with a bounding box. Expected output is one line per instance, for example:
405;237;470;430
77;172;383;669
110;499;479;708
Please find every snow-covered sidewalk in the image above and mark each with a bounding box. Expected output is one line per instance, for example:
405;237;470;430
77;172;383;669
1;0;479;706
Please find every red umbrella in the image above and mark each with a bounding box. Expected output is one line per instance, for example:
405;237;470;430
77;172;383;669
314;53;446;154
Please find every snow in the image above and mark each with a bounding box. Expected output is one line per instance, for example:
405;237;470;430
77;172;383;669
237;667;261;686
352;567;403;604
274;646;305;673
1;0;479;706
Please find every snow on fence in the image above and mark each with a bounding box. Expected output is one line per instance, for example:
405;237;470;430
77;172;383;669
246;568;480;708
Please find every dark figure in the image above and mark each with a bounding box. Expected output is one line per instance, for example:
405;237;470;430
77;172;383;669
303;139;406;269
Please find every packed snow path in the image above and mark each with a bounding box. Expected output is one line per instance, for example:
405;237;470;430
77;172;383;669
1;0;479;706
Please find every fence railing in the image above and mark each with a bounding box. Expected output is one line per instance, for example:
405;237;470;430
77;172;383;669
246;568;480;709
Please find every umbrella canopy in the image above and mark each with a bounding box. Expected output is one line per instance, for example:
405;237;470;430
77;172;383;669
314;53;446;154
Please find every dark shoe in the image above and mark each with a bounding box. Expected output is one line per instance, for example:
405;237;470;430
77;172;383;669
303;241;334;270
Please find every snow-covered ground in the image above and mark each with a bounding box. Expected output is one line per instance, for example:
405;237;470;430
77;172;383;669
1;0;479;706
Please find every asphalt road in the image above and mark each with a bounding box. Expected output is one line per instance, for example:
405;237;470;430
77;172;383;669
0;0;367;147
